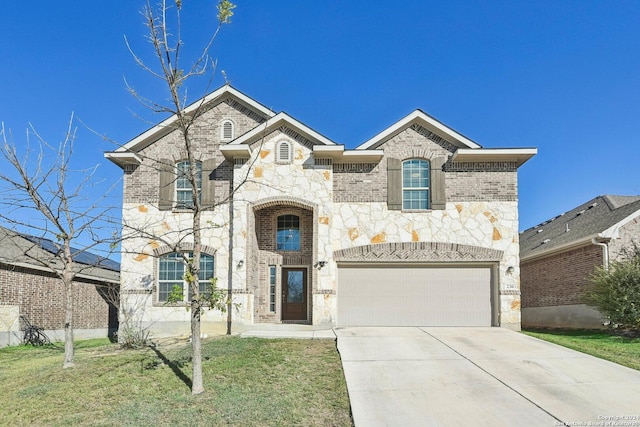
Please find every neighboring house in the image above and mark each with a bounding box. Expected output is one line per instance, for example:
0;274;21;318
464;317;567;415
105;85;536;336
0;227;120;347
520;195;640;329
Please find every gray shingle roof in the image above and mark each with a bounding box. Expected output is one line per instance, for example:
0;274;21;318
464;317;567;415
0;226;120;283
520;195;640;259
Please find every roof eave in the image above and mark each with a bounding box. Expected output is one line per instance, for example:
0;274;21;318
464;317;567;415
521;234;604;262
219;145;252;160
104;152;143;168
452;148;537;167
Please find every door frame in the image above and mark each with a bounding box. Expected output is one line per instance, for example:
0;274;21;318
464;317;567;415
281;266;309;321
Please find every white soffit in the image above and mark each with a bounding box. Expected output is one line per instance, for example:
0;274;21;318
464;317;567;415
219;145;252;160
451;148;538;167
356;110;481;150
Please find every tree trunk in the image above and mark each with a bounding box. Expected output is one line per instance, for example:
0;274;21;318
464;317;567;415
63;277;75;368
191;301;204;394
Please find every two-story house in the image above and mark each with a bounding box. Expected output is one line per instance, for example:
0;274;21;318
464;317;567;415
105;85;535;336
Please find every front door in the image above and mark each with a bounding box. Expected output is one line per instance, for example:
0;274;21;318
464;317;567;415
282;268;307;321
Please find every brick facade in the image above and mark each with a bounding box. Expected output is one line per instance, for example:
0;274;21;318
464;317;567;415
0;263;118;335
110;86;531;333
332;127;519;204
521;245;603;308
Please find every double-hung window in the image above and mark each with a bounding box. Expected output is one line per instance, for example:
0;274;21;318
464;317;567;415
175;161;202;209
158;252;215;302
402;159;430;210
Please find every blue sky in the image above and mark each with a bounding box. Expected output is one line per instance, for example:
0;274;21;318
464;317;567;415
1;0;639;235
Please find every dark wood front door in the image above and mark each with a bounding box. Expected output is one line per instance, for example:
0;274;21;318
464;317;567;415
282;268;307;321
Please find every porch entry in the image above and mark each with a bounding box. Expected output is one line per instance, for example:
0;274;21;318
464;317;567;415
282;268;307;321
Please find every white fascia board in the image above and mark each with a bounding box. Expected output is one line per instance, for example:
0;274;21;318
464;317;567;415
219;144;252;160
521;234;602;262
103;151;143;167
313;145;345;159
110;86;275;155
452;148;537;167
338;150;384;162
356;110;481;150
231;112;337;146
601;209;640;239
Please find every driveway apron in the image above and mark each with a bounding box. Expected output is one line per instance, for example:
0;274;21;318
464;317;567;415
336;327;640;427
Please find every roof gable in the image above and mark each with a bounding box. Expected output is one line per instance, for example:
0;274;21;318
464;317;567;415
520;194;640;260
356;110;481;151
229;112;337;147
105;85;275;166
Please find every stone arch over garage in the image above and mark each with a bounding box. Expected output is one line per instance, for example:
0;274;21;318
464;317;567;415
334;241;503;263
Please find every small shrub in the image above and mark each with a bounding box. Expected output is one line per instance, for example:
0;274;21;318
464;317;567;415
584;243;640;330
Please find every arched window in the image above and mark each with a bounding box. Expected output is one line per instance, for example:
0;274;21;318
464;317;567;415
221;120;234;141
276;140;292;163
158;252;214;302
276;214;300;251
175;160;202;209
402;159;429;210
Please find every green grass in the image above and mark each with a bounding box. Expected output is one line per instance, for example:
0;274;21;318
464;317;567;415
0;337;352;426
523;329;640;371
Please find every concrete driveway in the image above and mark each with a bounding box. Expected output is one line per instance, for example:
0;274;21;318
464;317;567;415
336;327;640;427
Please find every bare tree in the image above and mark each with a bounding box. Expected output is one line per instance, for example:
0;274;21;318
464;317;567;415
0;118;118;368
122;0;237;394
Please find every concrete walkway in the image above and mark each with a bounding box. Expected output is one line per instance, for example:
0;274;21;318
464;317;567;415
336;327;640;427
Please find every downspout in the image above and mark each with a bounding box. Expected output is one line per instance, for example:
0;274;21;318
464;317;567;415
591;237;610;271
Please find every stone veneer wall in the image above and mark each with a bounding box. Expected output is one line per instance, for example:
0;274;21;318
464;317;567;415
118;100;525;330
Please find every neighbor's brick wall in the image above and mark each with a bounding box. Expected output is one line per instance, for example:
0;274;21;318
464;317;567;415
521;245;603;308
123;99;264;205
0;264;116;330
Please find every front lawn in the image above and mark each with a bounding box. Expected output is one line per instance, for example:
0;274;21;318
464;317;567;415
522;329;640;371
0;337;352;426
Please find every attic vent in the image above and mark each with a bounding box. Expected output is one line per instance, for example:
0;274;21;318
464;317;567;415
276;141;292;163
542;239;551;244
576;209;586;216
221;120;234;140
537;229;544;233
588;202;598;209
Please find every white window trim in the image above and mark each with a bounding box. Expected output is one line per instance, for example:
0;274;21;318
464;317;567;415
402;159;430;210
175;160;202;209
158;252;215;303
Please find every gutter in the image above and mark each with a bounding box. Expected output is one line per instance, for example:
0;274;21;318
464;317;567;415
591;237;610;271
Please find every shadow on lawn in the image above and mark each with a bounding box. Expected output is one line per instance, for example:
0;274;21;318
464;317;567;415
148;344;192;389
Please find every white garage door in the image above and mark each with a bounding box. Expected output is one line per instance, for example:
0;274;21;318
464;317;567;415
337;265;492;326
